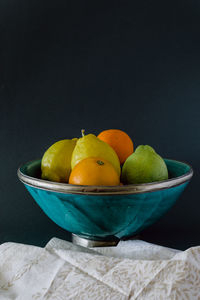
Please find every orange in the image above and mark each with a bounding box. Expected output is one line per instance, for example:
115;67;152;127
69;157;120;186
97;129;134;164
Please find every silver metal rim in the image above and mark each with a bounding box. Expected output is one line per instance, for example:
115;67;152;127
17;158;193;195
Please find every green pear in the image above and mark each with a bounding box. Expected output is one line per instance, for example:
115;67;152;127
71;132;121;176
122;145;168;184
41;138;78;183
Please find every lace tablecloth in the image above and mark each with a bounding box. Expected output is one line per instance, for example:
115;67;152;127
0;238;200;299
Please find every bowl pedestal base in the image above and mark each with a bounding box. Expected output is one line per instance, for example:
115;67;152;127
72;234;119;247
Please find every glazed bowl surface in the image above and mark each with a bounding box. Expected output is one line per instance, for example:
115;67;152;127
18;159;193;242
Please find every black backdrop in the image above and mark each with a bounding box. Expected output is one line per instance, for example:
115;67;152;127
1;0;200;250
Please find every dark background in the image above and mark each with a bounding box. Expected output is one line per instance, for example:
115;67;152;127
1;0;200;250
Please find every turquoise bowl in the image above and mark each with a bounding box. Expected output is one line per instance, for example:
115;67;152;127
18;159;193;245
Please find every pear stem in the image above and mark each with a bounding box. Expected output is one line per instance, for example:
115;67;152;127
81;129;85;137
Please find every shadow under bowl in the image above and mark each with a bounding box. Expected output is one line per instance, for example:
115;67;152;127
17;159;193;246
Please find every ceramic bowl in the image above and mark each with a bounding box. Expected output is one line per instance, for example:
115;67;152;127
17;159;193;246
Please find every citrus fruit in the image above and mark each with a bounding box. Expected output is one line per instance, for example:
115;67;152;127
71;130;121;176
97;129;134;164
69;157;120;186
122;145;168;184
41;138;77;183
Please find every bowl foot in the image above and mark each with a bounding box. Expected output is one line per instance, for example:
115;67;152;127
72;234;119;248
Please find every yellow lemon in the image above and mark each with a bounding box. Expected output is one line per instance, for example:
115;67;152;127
41;138;77;183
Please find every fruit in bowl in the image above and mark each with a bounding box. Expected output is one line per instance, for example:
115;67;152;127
41;138;77;183
122;145;169;184
69;157;120;186
40;129;169;186
97;129;134;164
71;130;121;177
17;129;193;246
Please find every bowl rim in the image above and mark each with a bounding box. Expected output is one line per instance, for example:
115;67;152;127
17;158;193;195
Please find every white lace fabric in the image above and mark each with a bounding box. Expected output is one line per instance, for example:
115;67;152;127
0;238;200;299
